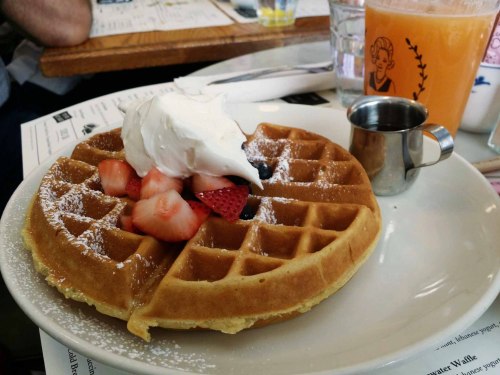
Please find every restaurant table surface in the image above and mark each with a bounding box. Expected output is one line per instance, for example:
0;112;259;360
39;15;329;78
4;40;500;374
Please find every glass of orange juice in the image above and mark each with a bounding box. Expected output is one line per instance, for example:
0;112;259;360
364;0;499;136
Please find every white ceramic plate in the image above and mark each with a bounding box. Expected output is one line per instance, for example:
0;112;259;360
1;103;499;375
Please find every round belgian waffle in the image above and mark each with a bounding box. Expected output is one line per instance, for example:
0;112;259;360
22;123;381;341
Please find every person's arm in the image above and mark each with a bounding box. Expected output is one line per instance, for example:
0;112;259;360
0;0;92;47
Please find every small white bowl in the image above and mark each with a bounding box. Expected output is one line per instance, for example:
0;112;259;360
461;62;500;133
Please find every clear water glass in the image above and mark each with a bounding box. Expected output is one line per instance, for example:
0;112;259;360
328;0;365;107
487;113;500;153
257;0;298;27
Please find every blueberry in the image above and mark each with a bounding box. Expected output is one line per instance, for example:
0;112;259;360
254;162;273;180
240;204;256;220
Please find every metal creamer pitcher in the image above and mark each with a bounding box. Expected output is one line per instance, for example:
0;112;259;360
347;96;454;195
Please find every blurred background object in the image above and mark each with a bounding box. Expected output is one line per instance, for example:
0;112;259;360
231;0;257;9
256;0;299;27
328;0;365;107
461;12;500;134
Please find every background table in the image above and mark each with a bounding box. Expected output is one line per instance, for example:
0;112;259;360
39;16;329;77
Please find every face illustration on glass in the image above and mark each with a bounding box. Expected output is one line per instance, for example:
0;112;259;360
375;49;390;78
368;37;396;95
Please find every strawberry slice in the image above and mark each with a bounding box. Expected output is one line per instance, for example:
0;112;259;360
191;174;235;193
132;190;201;242
98;159;136;197
125;177;142;201
195;185;249;222
119;214;138;233
140;167;183;199
187;200;211;224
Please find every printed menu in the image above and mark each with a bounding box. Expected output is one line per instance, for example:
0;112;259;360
90;0;234;37
89;0;329;38
21;83;174;177
19;84;500;375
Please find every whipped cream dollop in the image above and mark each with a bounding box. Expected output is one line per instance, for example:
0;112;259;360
121;92;262;188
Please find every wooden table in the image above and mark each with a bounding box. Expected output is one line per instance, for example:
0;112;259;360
39;16;329;77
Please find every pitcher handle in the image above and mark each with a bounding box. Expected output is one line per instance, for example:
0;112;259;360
413;124;454;170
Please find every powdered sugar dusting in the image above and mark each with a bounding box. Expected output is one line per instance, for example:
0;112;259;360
58;189;85;215
135;252;152;268
1;183;219;373
269;144;291;183
79;227;108;257
56;308;217;372
255;198;278;224
254;197;297;224
242;140;265;162
244;138;286;161
37;165;130;259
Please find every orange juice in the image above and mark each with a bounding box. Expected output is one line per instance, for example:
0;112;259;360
364;2;497;136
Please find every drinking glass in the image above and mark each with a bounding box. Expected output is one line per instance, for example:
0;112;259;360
256;0;298;27
364;0;500;136
328;0;366;107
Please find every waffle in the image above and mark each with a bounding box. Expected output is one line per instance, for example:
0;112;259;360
22;123;381;341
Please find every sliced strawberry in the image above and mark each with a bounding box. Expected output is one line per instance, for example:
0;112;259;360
140;167;183;199
187;200;211;224
191;174;235;193
119;214;138;233
125;177;142;201
195;185;249;222
132;190;201;242
98;159;136;197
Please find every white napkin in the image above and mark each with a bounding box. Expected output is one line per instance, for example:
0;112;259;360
6;40;82;95
174;62;336;103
